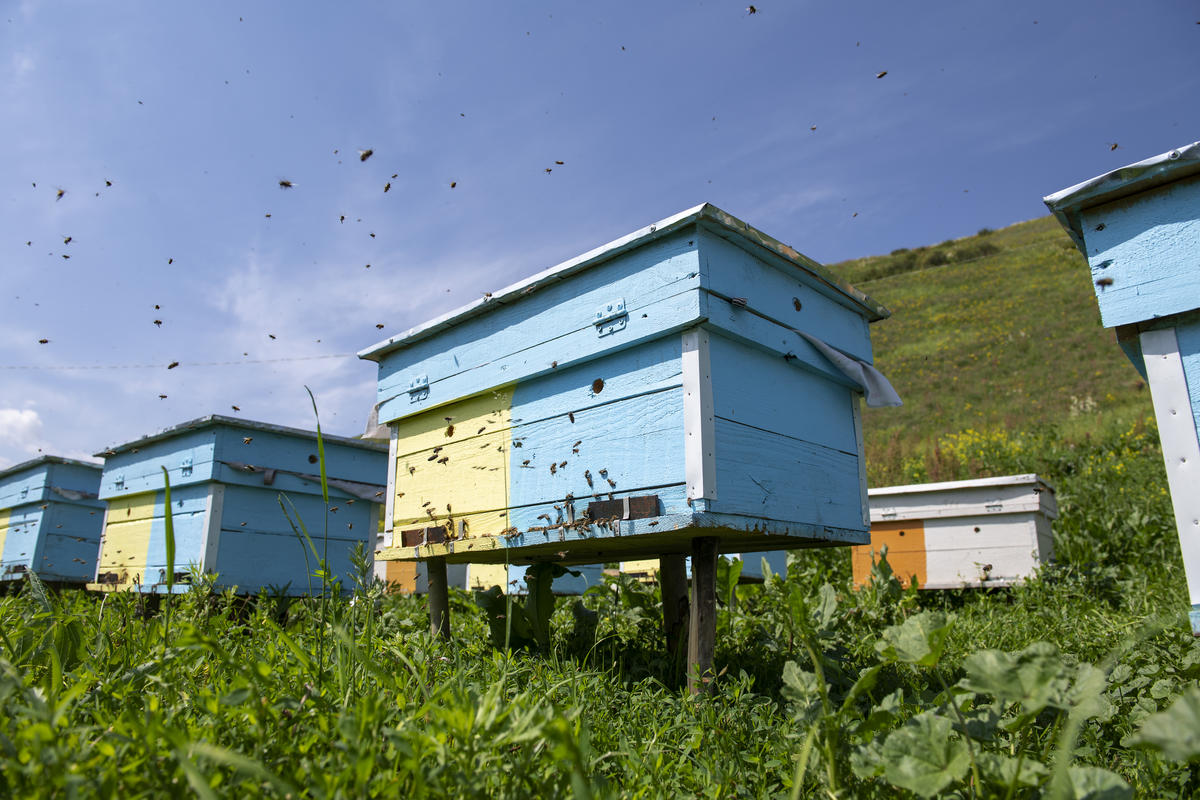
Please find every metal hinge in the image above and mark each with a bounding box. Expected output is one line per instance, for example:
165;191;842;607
594;298;628;337
408;374;430;403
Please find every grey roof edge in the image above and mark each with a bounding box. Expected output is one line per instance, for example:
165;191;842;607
358;203;889;362
868;473;1055;496
95;414;389;458
1044;141;1200;253
0;455;103;482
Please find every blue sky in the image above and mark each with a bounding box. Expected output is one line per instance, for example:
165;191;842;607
2;0;1197;468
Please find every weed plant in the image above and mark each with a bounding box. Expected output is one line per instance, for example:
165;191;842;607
1;422;1199;797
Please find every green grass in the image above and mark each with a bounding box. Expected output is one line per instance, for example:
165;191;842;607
2;425;1199;797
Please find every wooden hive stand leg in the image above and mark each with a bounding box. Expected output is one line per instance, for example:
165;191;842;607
659;553;689;679
427;557;451;640
687;537;719;695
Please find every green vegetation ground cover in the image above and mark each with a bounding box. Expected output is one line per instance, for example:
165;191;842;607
3;421;1200;797
830;217;1154;486
4;217;1200;797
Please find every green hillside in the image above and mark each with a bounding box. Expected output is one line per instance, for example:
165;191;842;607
830;216;1157;485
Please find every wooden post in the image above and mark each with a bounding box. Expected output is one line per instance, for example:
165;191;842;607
659;553;689;673
687;537;719;695
427;557;451;640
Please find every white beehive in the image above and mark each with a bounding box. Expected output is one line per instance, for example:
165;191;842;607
852;474;1057;589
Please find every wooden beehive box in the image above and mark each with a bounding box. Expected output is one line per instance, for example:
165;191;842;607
0;456;104;585
1045;141;1200;632
851;474;1057;590
87;415;386;595
362;204;891;577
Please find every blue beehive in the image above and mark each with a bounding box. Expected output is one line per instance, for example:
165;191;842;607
87;415;387;595
360;204;895;580
0;456;104;585
1045;141;1200;633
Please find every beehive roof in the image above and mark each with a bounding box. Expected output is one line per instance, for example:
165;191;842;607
0;455;102;482
1044;141;1200;253
95;415;388;458
359;203;889;362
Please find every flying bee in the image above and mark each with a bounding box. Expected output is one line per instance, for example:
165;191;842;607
167;361;179;369
1110;143;1119;151
61;254;70;259
37;338;48;344
153;320;162;327
278;179;293;189
876;71;887;79
167;258;173;264
231;405;240;411
340;215;345;223
555;160;564;165
242;437;252;444
450;181;457;188
359;149;374;162
158;394;167;399
383;183;391;193
56;188;65;200
369;232;376;238
375;323;384;329
746;5;757;13
1096;277;1114;289
544;168;552;173
268;334;276;339
105;180;112;187
63;236;72;244
550;463;557;475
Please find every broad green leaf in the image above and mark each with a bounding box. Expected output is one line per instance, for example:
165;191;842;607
960;642;1070;714
840;663;883;713
880;712;969;797
814;583;838;632
875;611;953;668
1128;685;1200;761
849;739;886;779
1065;765;1132;800
781;661;821;703
976;751;1047;789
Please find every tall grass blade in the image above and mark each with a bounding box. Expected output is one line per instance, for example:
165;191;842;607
305;385;329;505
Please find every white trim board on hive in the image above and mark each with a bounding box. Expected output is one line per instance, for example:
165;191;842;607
1140;328;1200;615
682;329;716;502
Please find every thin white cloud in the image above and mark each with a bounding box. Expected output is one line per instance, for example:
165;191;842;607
0;407;44;467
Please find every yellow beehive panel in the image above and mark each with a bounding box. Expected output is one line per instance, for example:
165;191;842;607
392;388;514;538
97;492;158;583
468;564;509;591
393;387;513;456
384;560;417;592
0;508;10;565
851;520;927;589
